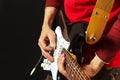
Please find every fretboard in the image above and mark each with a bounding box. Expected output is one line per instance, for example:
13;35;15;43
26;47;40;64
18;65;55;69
62;48;91;80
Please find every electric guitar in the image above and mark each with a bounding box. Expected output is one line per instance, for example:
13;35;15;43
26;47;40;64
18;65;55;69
41;26;90;80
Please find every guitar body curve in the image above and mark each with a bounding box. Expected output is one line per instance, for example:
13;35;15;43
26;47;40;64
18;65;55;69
41;26;70;80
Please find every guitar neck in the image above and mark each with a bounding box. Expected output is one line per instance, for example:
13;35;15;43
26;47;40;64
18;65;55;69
62;48;90;80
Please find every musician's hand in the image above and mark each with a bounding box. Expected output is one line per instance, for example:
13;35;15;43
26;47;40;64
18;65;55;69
57;54;70;80
57;55;95;79
57;54;92;80
38;26;56;62
82;55;104;78
58;54;104;79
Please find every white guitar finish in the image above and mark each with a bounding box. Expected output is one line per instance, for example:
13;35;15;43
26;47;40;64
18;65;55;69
41;26;70;80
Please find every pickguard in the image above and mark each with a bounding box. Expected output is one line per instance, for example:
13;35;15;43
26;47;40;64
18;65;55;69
41;26;70;80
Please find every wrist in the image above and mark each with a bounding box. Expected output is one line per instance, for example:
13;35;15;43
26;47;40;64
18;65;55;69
42;7;58;28
42;24;52;30
84;55;105;78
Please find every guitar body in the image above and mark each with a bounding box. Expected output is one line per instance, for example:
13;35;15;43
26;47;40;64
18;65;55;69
41;26;90;80
41;26;70;80
68;22;87;64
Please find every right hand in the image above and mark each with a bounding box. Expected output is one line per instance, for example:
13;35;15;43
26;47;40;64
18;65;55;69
38;26;56;62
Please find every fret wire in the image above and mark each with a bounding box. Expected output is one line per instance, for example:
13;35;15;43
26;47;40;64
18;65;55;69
65;53;83;80
65;54;72;79
75;64;80;79
66;52;76;80
71;60;78;80
77;65;83;79
70;59;75;80
66;61;83;80
73;60;88;80
66;63;71;78
66;55;74;80
63;49;88;80
66;54;77;80
67;60;83;80
75;64;89;80
64;49;82;80
66;62;75;80
74;63;83;80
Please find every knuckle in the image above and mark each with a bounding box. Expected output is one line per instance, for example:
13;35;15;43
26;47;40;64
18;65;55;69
38;39;42;46
38;42;40;46
42;46;46;50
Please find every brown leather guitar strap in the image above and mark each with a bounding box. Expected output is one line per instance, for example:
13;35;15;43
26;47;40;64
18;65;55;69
56;0;115;49
57;0;115;45
86;0;115;45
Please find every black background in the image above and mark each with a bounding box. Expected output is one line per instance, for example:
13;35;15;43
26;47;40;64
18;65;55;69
0;0;47;80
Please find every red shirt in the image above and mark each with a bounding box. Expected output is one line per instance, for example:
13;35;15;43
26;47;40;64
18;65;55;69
46;0;120;67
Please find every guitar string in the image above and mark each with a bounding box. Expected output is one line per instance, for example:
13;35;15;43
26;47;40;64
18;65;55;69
65;55;84;80
65;54;87;80
66;58;78;80
68;58;77;80
65;52;83;80
65;49;89;80
63;49;88;80
66;57;83;80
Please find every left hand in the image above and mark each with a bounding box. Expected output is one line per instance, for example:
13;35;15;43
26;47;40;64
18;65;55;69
57;54;70;80
57;54;105;79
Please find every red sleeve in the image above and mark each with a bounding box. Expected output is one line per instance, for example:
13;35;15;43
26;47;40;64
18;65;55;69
96;14;120;63
46;0;64;9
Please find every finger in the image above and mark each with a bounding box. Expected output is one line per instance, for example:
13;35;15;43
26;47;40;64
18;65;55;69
38;37;47;48
48;32;56;49
38;38;53;51
40;46;54;62
38;40;54;57
38;38;54;62
61;54;65;66
58;54;65;68
57;54;67;76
